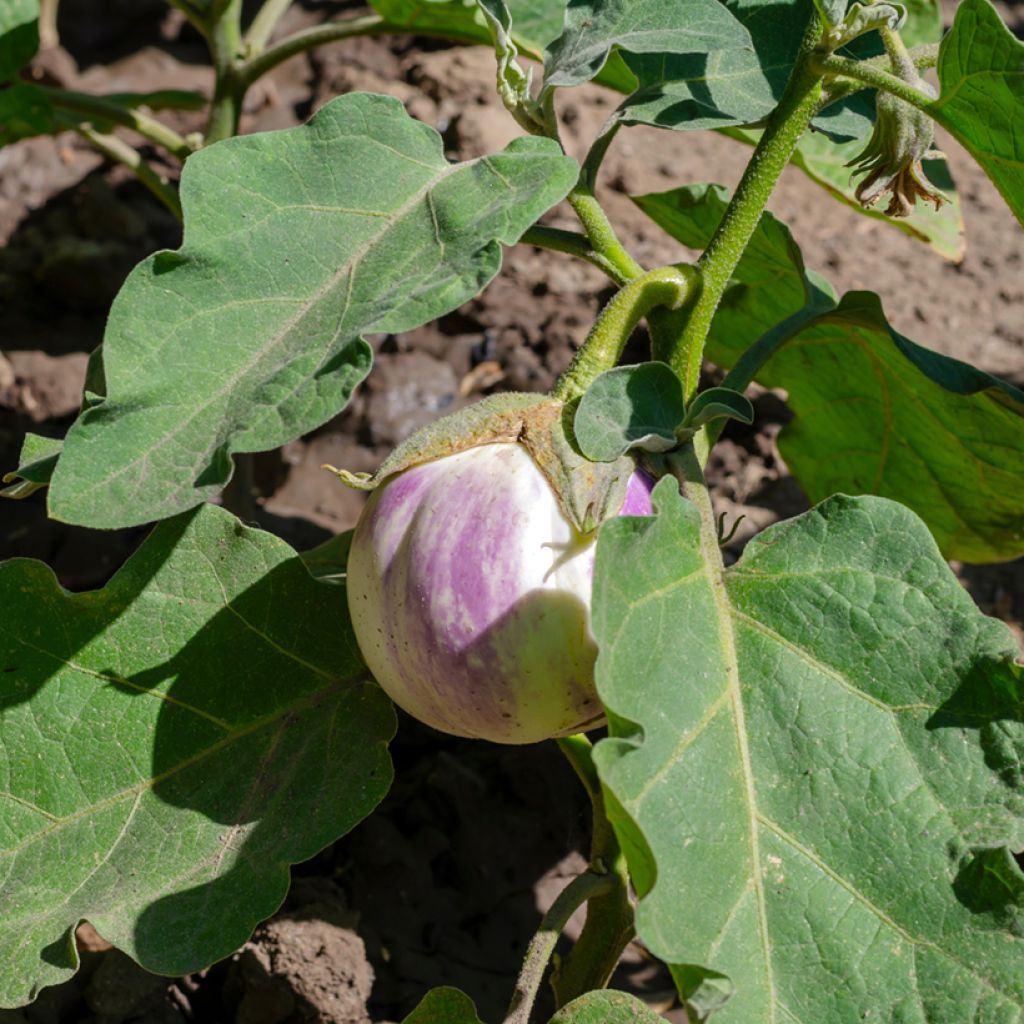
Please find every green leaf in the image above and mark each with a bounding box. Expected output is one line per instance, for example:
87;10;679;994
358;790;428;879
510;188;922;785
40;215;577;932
0;0;38;81
48;93;578;529
0;504;395;1007
401;987;485;1024
593;479;1024;1024
931;0;1024;226
574;362;685;462
300;529;353;584
370;0;566;55
542;0;746;92
548;989;667;1022
741;292;1024;563
684;387;753;430
1;432;61;499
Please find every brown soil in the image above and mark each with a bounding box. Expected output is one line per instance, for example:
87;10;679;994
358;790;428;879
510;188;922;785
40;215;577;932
1;4;1022;1022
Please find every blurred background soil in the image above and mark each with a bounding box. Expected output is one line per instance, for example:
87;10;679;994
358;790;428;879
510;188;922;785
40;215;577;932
1;2;1022;1022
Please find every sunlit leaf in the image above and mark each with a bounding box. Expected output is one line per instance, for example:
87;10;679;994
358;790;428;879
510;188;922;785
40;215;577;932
0;504;395;1006
0;0;38;81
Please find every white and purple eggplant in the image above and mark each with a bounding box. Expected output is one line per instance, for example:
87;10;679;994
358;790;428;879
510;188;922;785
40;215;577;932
345;404;653;744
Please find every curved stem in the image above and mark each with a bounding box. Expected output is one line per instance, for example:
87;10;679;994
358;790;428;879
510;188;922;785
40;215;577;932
520;226;632;286
504;870;616;1024
244;0;294;53
552;266;699;402
46;88;193;159
238;13;389;85
567;189;644;284
811;53;937;113
72;126;183;221
671;19;825;404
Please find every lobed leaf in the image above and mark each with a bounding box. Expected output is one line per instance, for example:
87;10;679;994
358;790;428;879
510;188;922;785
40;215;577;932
593;479;1024;1023
931;0;1024;226
47;93;578;529
633;183;1024;563
0;504;395;1006
0;0;37;82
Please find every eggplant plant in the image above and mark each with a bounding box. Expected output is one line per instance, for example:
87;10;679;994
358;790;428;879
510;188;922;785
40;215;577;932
2;0;1024;1021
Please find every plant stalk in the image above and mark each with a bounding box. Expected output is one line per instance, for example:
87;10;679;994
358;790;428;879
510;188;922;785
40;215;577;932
206;0;245;144
552;266;698;402
551;736;634;1008
667;18;826;403
520;226;632;286
504;869;616;1024
810;53;938;113
47;89;194;159
72;127;183;221
244;0;294;53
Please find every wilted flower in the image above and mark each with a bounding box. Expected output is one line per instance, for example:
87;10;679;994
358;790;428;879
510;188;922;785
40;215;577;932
848;84;947;218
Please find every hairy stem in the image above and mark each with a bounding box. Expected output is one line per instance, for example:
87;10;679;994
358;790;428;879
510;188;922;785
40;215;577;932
244;0;294;53
567;189;644;284
810;53;938;113
47;89;194;159
206;0;245;144
72;127;183;220
669;18;825;402
550;736;634;1008
520;226;632;286
504;869;616;1024
552;266;699;402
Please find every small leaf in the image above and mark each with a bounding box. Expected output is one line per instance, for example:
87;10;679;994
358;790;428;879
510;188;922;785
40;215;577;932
593;481;1024;1023
0;504;395;1006
1;432;61;499
401;986;485;1024
684;387;754;430
574;363;685;463
931;0;1024;226
0;0;38;82
674;965;736;1021
48;93;578;529
300;529;354;584
548;989;667;1022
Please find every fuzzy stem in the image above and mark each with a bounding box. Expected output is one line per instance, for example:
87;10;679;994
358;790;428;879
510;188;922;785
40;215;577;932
811;53;937;113
567;188;644;284
668;18;825;404
520;226;632;286
72;127;183;220
552;266;698;402
205;0;245;143
504;869;616;1024
47;89;193;158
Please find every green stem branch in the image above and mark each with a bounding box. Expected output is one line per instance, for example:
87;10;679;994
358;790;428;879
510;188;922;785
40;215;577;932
553;266;698;402
504;869;616;1024
669;19;825;403
72;126;183;220
206;0;245;143
520;226;632;286
244;0;294;53
47;89;193;159
811;53;937;113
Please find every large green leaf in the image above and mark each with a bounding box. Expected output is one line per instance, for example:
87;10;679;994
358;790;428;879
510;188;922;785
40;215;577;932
401;987;485;1023
47;93;577;529
633;183;1024;563
593;479;1024;1023
0;0;37;81
0;504;395;1007
542;0;745;92
931;0;1024;226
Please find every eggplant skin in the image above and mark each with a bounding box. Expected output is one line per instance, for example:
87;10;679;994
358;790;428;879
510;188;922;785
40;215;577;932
347;443;653;744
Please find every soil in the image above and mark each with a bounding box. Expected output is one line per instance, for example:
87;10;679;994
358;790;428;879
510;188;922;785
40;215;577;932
1;3;1022;1023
